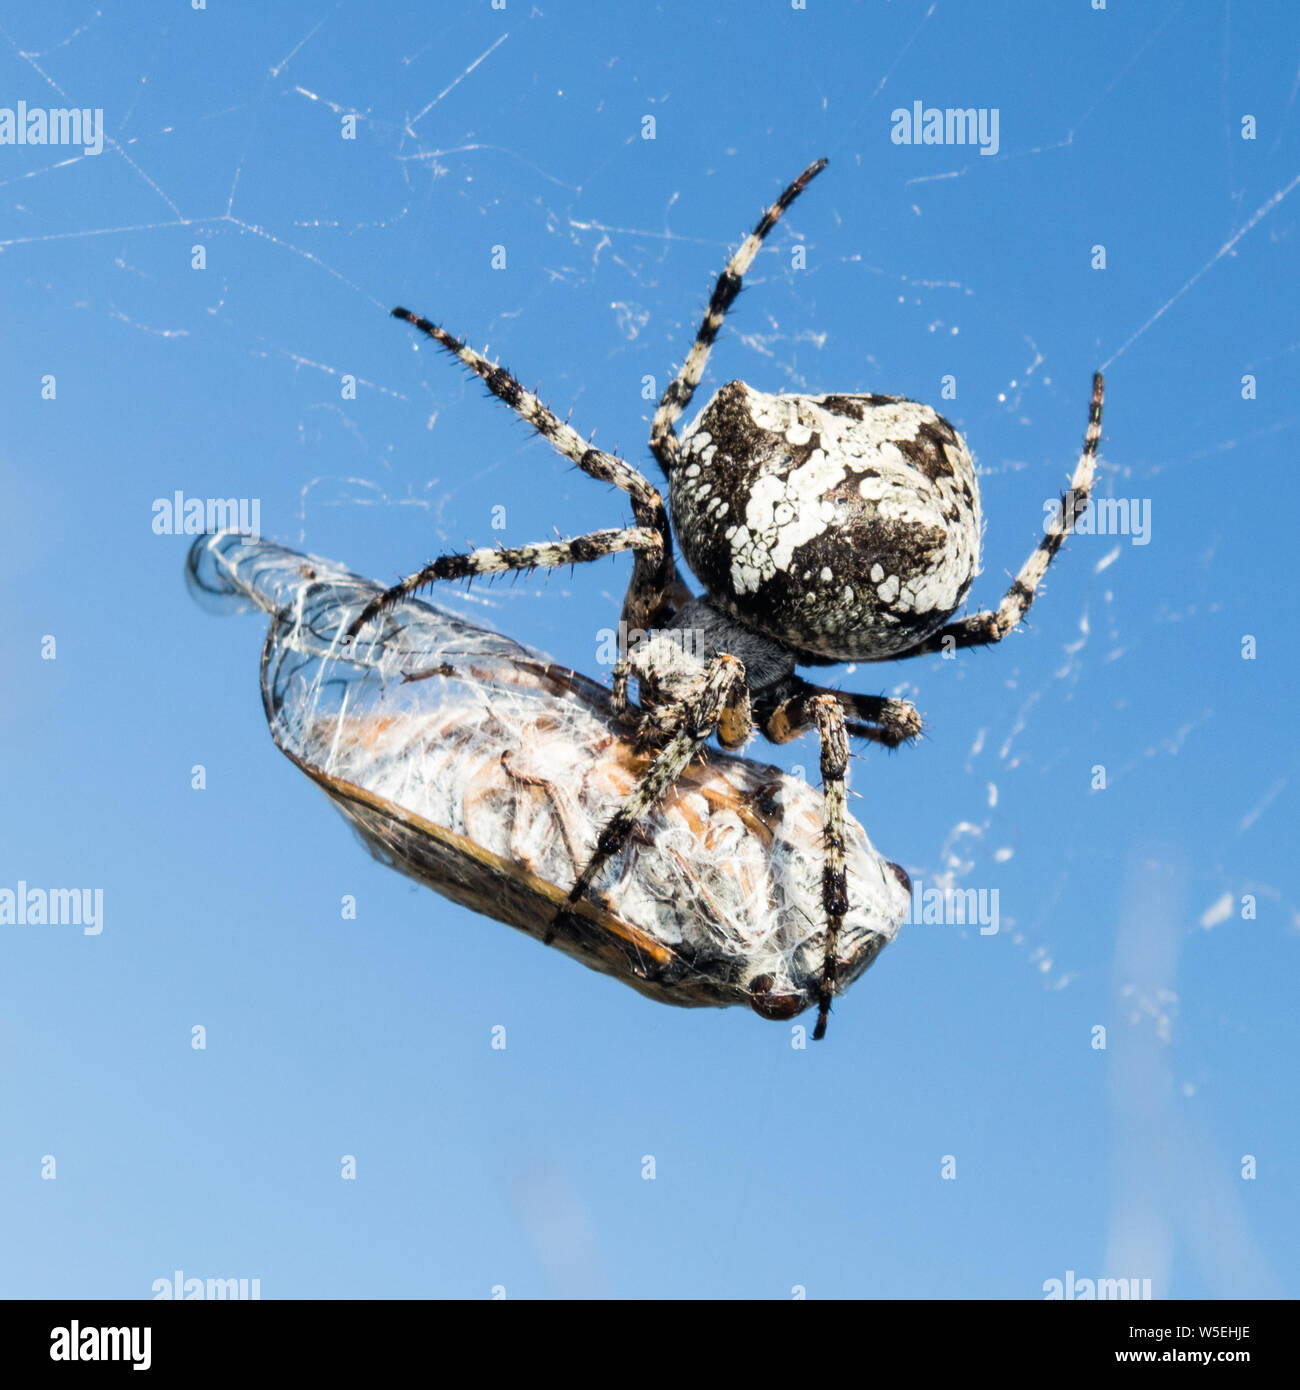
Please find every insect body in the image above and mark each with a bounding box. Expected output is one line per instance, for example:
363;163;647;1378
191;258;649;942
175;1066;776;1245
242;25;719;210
351;158;1105;1038
188;531;911;1023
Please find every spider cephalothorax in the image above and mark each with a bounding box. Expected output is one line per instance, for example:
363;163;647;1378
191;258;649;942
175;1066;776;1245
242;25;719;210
349;157;1105;1038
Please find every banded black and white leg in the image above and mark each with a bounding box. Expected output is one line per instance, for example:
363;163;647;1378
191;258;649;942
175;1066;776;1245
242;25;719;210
757;688;855;1040
345;527;662;641
390;306;676;632
552;654;752;939
649;157;828;475
903;373;1106;658
609;655;637;730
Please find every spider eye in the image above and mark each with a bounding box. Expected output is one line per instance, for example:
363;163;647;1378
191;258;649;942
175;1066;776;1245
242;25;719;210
746;974;805;1020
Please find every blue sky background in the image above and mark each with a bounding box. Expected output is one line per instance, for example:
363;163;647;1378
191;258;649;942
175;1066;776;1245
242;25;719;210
2;1;1296;1299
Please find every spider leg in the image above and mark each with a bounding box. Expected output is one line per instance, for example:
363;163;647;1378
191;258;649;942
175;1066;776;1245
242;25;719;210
345;526;661;640
899;373;1105;657
610;656;637;729
391;306;674;630
550;654;751;940
649;157;829;475
759;690;852;1040
764;677;922;749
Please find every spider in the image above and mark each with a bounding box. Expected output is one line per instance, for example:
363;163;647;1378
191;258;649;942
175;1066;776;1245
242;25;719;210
348;157;1105;1039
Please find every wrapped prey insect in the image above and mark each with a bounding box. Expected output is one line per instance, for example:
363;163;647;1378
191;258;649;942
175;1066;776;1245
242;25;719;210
187;532;911;1028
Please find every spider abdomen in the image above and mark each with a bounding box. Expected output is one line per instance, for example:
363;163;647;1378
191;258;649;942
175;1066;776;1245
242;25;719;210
671;381;982;661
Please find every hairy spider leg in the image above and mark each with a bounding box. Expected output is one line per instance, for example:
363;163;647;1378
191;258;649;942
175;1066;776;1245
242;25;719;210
763;678;923;750
900;373;1106;657
752;689;854;1038
391;307;676;631
549;654;752;941
346;528;662;641
649;157;829;475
